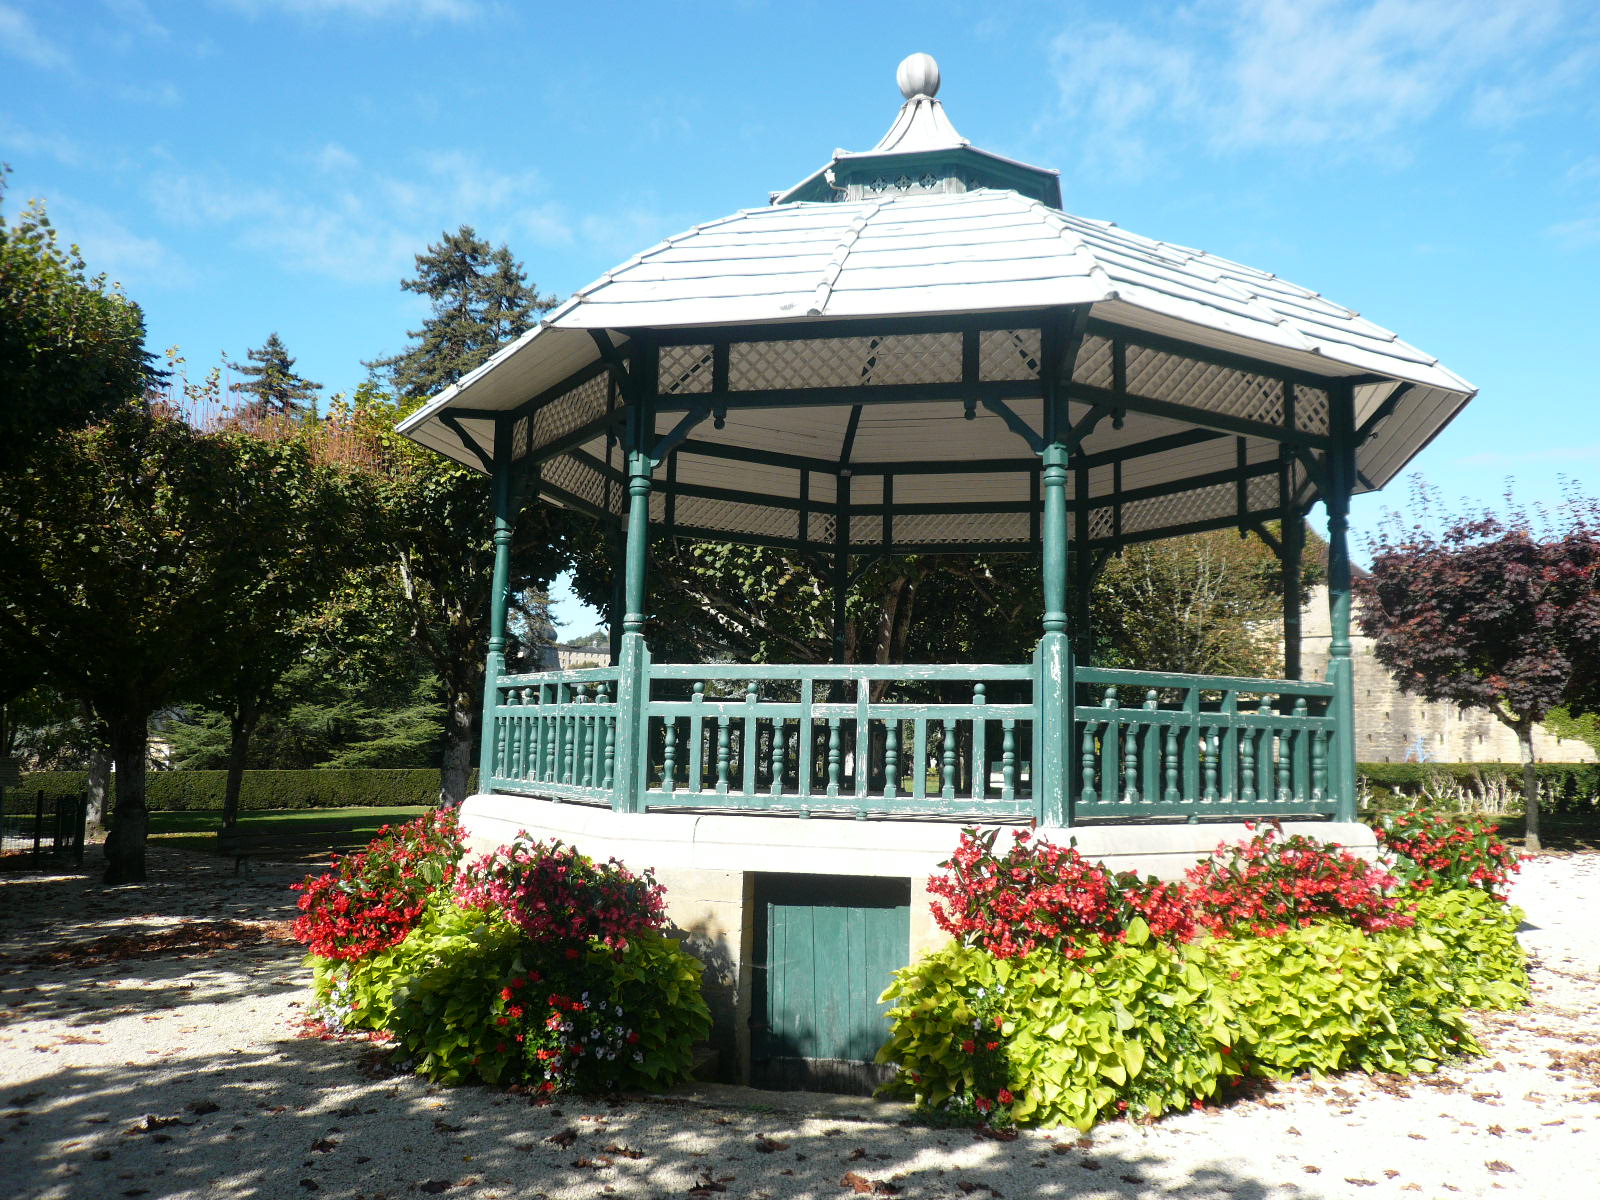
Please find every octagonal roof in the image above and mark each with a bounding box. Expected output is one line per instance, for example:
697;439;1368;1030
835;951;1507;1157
400;58;1474;554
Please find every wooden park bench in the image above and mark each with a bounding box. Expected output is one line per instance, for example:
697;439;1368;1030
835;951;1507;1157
215;827;343;874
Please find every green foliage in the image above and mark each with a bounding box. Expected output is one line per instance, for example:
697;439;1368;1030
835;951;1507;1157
226;332;321;419
20;768;476;810
1543;706;1600;757
318;900;710;1090
879;897;1527;1130
0;181;152;470
365;226;555;402
1357;762;1600;814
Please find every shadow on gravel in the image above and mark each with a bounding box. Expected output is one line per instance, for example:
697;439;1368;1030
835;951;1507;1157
4;1031;1284;1200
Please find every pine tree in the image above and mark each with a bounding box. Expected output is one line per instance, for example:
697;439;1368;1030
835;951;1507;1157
366;227;555;400
228;333;322;419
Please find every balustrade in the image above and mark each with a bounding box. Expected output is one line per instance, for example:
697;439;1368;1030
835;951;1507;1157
483;659;1340;822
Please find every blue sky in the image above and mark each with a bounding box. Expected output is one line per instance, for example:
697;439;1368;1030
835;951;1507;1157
4;0;1598;636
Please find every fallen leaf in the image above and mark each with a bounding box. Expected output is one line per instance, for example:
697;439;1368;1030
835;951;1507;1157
419;1182;452;1194
311;1138;337;1153
1486;1161;1515;1174
186;1100;220;1116
1303;1166;1321;1175
754;1134;789;1154
546;1127;579;1148
299;1181;320;1192
434;1119;464;1133
602;1143;645;1159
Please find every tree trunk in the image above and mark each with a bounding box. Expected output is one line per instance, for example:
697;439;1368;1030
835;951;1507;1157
102;710;150;883
221;713;256;831
439;684;476;807
86;745;110;832
1517;719;1541;853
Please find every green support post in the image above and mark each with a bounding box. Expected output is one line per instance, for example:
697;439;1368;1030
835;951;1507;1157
611;340;657;814
477;418;516;793
1035;312;1078;828
1325;383;1357;821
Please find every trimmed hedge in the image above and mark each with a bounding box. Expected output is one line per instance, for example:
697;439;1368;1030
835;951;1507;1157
1358;761;1600;814
13;769;479;811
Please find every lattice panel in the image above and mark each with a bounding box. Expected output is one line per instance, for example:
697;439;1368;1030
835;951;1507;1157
811;513;838;545
1124;347;1284;427
1073;334;1115;390
887;512;1032;545
541;453;617;517
1087;507;1116;539
670;494;795;540
728;332;962;391
1105;473;1280;538
511;414;532;461
660;344;713;394
530;371;609;454
978;329;1042;381
1296;386;1330;435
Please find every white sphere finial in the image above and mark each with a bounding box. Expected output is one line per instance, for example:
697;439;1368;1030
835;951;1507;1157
896;52;940;99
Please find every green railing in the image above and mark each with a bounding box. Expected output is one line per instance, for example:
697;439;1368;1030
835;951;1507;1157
1073;667;1337;820
642;663;1036;818
484;659;1343;823
486;667;622;805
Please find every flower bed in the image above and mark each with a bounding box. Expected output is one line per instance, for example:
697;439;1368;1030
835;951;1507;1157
881;818;1527;1129
295;817;710;1093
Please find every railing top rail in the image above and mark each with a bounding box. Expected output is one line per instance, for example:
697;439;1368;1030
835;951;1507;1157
498;666;624;685
1075;665;1336;696
646;662;1036;683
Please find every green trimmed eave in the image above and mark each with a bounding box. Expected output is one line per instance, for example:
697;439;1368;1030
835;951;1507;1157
771;146;1062;209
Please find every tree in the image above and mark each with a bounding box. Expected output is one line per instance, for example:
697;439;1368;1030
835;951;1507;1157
0;180;153;470
192;426;374;830
226;332;322;419
1358;488;1600;850
334;384;569;805
366;226;555;400
358;230;561;805
0;405;268;879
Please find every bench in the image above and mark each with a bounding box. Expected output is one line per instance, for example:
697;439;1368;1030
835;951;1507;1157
215;828;343;874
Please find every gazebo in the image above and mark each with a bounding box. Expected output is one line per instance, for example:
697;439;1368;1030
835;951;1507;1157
399;55;1473;1086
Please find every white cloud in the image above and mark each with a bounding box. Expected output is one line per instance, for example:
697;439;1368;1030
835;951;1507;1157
147;148;617;286
0;1;70;69
1046;0;1591;174
47;194;195;290
1546;213;1600;247
0;115;87;166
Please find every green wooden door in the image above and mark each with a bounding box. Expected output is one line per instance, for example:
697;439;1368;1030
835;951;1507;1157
751;874;910;1092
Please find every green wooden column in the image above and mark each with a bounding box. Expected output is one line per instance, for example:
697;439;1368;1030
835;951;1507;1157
1035;317;1076;828
1280;451;1305;681
611;340;657;813
1325;384;1358;821
477;417;516;793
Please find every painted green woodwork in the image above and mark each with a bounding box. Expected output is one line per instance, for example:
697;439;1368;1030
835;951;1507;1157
484;660;1337;822
1325;382;1359;822
753;874;910;1088
476;418;516;787
471;305;1376;826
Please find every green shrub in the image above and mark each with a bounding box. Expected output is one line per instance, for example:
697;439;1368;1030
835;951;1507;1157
17;768;479;811
317;898;710;1089
878;903;1526;1130
1357;762;1600;815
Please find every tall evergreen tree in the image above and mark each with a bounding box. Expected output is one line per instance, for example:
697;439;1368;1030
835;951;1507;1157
227;332;321;418
366;227;555;399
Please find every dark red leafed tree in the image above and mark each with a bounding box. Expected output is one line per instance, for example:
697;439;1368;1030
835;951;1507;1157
1358;487;1600;851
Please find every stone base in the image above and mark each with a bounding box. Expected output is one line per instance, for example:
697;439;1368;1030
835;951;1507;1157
458;794;1377;1086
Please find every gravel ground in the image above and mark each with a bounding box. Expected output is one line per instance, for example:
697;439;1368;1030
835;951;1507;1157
1;847;1597;1200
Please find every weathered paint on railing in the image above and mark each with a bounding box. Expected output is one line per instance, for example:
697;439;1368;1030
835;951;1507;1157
483;660;1342;824
1073;666;1337;820
641;663;1036;818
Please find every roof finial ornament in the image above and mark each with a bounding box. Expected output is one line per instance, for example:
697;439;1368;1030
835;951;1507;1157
896;52;940;99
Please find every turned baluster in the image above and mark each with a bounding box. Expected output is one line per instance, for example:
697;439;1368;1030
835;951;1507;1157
883;720;900;799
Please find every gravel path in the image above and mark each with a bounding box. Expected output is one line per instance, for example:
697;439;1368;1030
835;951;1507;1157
1;847;1596;1200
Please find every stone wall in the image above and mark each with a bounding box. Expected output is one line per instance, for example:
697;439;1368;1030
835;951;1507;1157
1299;585;1596;764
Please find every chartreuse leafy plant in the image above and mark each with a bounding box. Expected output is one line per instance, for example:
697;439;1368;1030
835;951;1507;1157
302;828;709;1094
880;822;1528;1130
